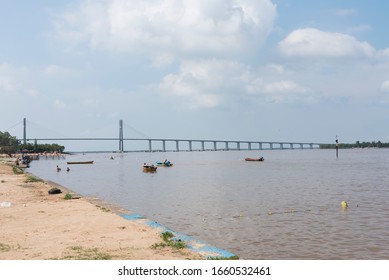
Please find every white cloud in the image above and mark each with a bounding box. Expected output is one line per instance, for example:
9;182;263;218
54;99;66;109
265;64;285;74
84;98;99;107
263;80;308;94
278;28;375;58
158;59;318;108
0;63;21;93
44;64;73;76
159;59;242;108
245;78;313;103
52;0;276;60
381;80;389;92
26;89;39;97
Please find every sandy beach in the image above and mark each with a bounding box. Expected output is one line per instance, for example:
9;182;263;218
0;158;203;260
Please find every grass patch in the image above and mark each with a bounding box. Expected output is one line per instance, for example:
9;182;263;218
96;205;110;213
61;246;112;260
64;193;73;200
12;166;23;174
25;175;44;183
152;231;186;250
0;243;11;252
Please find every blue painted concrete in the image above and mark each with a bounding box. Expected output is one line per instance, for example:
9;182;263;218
120;213;237;259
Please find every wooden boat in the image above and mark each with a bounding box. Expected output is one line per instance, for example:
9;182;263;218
245;157;264;162
67;161;94;164
156;160;173;167
143;164;157;172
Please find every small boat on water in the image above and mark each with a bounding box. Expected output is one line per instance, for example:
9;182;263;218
245;157;264;162
67;161;94;164
143;164;157;172
156;160;173;167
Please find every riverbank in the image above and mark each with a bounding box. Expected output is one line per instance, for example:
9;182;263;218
0;158;204;260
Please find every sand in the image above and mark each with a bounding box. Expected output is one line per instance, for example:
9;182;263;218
0;159;203;260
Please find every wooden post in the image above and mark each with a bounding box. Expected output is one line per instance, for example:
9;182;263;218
336;138;339;158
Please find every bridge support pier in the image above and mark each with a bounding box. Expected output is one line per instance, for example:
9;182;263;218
176;140;179;152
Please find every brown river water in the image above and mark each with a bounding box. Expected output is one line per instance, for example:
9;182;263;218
28;148;389;259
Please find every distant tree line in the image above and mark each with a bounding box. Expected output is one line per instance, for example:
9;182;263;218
320;141;389;149
0;131;65;154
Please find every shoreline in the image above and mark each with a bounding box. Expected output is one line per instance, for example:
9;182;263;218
0;157;236;260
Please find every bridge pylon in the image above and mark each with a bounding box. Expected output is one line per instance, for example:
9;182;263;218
119;120;124;152
23;118;27;145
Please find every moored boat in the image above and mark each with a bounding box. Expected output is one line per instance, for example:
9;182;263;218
156;160;173;167
245;157;264;162
67;161;94;164
143;164;157;172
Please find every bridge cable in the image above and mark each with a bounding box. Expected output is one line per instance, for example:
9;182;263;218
26;119;67;138
4;121;23;133
123;122;150;139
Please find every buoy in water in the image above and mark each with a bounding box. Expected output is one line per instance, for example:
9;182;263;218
341;201;348;208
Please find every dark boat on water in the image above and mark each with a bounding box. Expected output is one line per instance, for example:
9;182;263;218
67;161;94;164
245;157;264;162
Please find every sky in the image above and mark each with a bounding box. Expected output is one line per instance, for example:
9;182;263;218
1;0;389;151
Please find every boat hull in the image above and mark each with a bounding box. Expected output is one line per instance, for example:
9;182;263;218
156;161;173;167
67;161;94;164
245;157;264;162
143;165;157;172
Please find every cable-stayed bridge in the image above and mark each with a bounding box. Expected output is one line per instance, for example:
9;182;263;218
8;118;322;152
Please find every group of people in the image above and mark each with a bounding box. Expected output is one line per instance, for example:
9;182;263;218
57;165;70;172
14;154;33;167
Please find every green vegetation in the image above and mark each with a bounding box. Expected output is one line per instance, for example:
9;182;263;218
60;246;112;260
0;243;11;252
25;175;44;183
64;193;73;200
320;141;389;149
0;131;19;154
95;205;111;212
0;131;65;153
12;166;24;174
19;143;65;153
152;231;187;250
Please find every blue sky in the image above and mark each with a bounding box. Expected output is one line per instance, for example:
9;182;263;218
1;0;389;151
